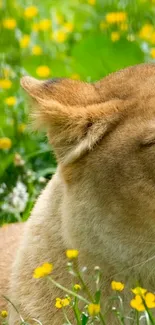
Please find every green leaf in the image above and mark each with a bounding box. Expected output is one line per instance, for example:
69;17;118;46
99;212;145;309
95;290;101;304
81;313;89;325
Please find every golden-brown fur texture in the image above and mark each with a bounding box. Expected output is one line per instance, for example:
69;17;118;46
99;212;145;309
2;63;155;324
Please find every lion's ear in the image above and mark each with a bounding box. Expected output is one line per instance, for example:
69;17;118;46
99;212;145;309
21;76;122;165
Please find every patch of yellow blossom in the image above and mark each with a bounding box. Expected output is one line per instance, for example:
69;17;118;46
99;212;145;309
0;79;12;89
111;31;120;42
39;19;51;31
74;284;81;290
24;6;38;19
55;297;71;309
105;12;127;24
36;65;51;78
64;22;74;33
131;287;147;295
66;249;79;259
33;263;53;278
88;304;100;316
5;96;16;106
0;138;12;150
130;292;155;311
120;23;128;31
87;0;96;5
71;74;80;80
151;48;155;58
111;281;125;291
3;18;16;29
20;35;30;49
32;45;43;55
52;30;68;43
1;310;8;318
139;24;154;42
18;123;27;133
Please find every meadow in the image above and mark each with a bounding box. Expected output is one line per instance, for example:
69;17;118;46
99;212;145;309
1;1;155;323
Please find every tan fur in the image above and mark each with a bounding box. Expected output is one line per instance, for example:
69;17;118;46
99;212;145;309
2;63;155;324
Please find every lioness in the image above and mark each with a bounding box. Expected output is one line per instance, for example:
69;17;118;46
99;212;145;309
1;63;155;324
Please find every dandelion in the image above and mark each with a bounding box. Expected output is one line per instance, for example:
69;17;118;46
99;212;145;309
20;35;30;48
55;297;71;309
24;6;38;19
0;137;12;150
139;24;153;41
36;65;50;78
111;31;120;42
88;304;100;316
64;22;74;32
52;30;67;43
39;19;51;31
1;310;8;318
66;249;79;259
74;284;81;290
88;0;96;5
111;281;124;291
0;79;12;89
5;96;16;106
106;12;127;24
33;263;53;278
3;18;16;29
32;45;43;55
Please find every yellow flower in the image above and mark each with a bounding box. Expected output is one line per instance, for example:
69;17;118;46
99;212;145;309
52;30;67;43
20;35;30;49
1;310;8;318
32;45;43;55
24;6;38;19
139;24;153;41
151;48;155;58
111;281;124;291
39;19;51;31
0;79;12;89
5;96;16;106
111;31;120;42
33;263;53;278
88;304;100;316
3;18;16;29
130;295;145;312
145;292;155;308
106;12;127;24
120;23;128;31
71;73;80;80
36;65;51;78
64;22;74;32
74;284;81;290
0;138;12;150
18;123;26;133
55;297;71;309
88;0;96;4
66;249;79;259
131;287;147;296
32;22;40;32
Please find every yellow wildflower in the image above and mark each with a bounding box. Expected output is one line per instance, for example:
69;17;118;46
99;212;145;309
0;138;12;150
88;304;100;316
74;284;81;290
106;12;127;24
55;297;71;309
130;295;145;311
36;65;50;78
18;123;26;133
39;19;51;31
111;281;124;291
120;23;128;31
32;22;40;32
131;287;147;296
111;31;120;42
71;73;80;80
20;35;30;48
139;24;153;41
1;310;8;318
24;6;38;19
3;18;16;29
88;0;96;4
0;79;12;89
5;96;16;106
32;45;43;55
33;263;53;278
64;22;74;32
145;292;155;308
66;249;79;259
52;30;67;43
151;48;155;58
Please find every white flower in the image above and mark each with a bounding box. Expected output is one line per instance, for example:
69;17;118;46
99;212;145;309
2;181;29;213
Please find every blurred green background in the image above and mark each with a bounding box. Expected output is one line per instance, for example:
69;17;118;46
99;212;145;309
0;0;154;225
